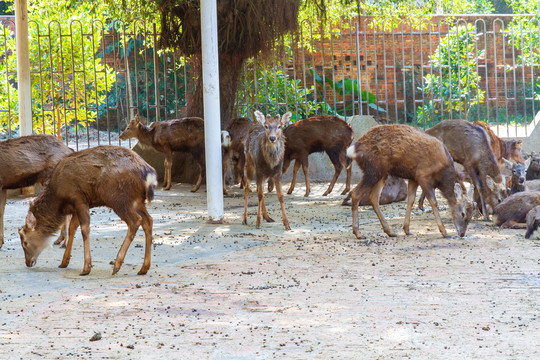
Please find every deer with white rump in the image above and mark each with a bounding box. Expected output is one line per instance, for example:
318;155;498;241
19;146;157;276
347;124;475;239
243;111;291;230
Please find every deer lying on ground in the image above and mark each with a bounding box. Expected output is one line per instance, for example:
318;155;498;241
420;119;506;220
0;135;73;248
19;146;157;276
223;117;255;191
119;114;206;192
341;175;407;206
280;115;353;197
525;205;540;239
473;121;523;165
347;124;475;239
492;191;540;229
243;111;291;230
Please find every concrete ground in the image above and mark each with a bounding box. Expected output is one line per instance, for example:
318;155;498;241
0;180;539;359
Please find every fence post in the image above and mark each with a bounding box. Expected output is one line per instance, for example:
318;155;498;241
15;0;32;136
201;0;224;223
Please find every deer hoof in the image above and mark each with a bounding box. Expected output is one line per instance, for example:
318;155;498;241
137;268;148;275
80;270;91;276
112;268;120;275
58;263;68;269
304;192;310;197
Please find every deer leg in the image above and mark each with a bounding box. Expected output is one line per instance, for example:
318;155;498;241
287;160;302;195
369;177;395;237
467;168;489;221
350;184;371;239
113;209;143;275
59;214;79;268
136;205;153;275
341;154;352;195
54;215;72;247
403;180;419;235
255;179;264;228
191;158;205;192
76;206;93;276
323;150;342;196
0;189;6;248
242;159;254;225
341;191;352;206
500;220;527;229
421;185;448;238
163;153;172;190
301;157;311;197
258;177;274;224
274;177;291;230
418;191;426;210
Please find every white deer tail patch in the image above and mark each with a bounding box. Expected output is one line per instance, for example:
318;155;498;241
221;130;231;148
146;173;158;188
346;144;356;160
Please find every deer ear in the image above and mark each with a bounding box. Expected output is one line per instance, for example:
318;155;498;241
254;111;265;125
503;158;514;169
26;211;37;230
524;156;532;169
281;112;292;126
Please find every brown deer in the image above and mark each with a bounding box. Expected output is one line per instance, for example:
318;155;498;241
0;135;73;248
525;205;540;239
473;121;523;165
348;124;475;239
280;115;353;197
223;117;255;191
421;119;506;220
19;146;157;276
493;191;540;229
243;111;291;230
119;114;205;192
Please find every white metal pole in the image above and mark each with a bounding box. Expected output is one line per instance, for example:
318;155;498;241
200;0;224;222
15;0;32;136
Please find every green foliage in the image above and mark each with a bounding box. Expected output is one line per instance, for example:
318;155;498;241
0;1;115;135
236;60;319;121
417;23;485;126
100;32;188;125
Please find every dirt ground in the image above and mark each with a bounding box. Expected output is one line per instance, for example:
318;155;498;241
0;180;538;359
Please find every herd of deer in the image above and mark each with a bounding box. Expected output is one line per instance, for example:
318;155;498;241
1;111;540;276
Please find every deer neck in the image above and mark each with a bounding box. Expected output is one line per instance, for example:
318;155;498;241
135;125;156;148
262;138;284;169
32;191;66;236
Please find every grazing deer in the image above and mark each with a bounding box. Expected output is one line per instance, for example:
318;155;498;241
0;135;73;248
422;119;506;220
119;114;205;192
242;111;291;230
19;146;157;276
348;124;475;239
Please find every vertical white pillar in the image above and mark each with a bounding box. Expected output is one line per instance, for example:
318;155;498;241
15;0;32;136
200;0;224;222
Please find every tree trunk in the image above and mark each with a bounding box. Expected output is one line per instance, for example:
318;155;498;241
186;53;245;128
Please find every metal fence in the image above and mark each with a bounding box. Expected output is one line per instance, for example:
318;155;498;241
0;14;539;149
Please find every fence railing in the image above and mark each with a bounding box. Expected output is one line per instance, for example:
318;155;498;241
0;14;539;149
